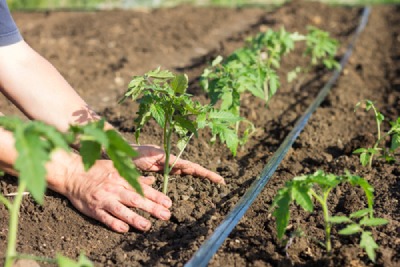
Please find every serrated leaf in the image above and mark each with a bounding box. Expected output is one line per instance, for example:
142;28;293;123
105;133;142;196
150;104;166;128
272;190;291;240
350;209;371;219
80;141;102;171
14;126;50;204
338;224;362;235
360;152;370;167
391;133;400;151
57;253;93;267
147;67;174;79
106;130;137;158
209;110;241;123
329;216;352;224
174;116;197;134
292;185;313;212
171;74;188;94
220;127;239;156
196;113;207;129
353;148;367;154
360;231;379;262
360;217;388;227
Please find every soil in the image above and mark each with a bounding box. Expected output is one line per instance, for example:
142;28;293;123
1;0;399;266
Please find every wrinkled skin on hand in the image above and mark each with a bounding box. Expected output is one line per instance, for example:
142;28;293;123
132;144;225;185
64;160;172;233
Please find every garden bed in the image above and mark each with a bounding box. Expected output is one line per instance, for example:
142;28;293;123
1;1;399;266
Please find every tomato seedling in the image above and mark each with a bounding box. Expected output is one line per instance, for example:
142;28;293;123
120;68;241;193
271;170;387;262
201;27;339;145
353;100;400;167
0;117;140;267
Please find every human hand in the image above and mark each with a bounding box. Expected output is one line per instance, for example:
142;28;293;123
132;144;225;185
63;159;172;233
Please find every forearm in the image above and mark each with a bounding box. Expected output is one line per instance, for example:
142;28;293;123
0;41;113;132
0;124;79;195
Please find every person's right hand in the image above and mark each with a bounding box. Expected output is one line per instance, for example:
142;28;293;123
60;158;172;233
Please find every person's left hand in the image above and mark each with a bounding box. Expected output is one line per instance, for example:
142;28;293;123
132;144;225;185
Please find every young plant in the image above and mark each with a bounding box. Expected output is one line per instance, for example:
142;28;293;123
0;117;141;267
288;26;340;82
271;170;387;262
353;100;400;167
201;27;339;145
120;68;241;194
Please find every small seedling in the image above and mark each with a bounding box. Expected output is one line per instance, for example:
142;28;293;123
120;68;241;193
353;100;400;167
0;117;141;267
201;27;339;146
271;170;387;262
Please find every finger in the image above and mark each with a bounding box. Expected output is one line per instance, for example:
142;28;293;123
119;188;171;220
141;183;172;208
169;156;225;184
138;176;156;186
103;201;152;231
93;209;131;233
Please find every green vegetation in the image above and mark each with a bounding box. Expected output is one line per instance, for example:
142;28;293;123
0;117;141;267
201;27;339;142
271;170;388;262
353;100;400;167
120;68;241;193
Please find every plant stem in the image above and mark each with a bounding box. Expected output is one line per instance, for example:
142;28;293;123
368;131;390;168
0;193;12;210
4;180;27;267
162;119;173;194
170;133;194;171
310;188;332;253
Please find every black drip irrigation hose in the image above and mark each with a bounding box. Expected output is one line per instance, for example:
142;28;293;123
185;6;371;267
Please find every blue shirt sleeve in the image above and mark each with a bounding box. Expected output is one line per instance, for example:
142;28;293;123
0;0;23;46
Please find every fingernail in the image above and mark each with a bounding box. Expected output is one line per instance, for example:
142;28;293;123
120;224;129;232
140;220;150;230
160;210;170;220
162;199;172;208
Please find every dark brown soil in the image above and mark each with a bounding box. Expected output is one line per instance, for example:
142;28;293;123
1;1;399;266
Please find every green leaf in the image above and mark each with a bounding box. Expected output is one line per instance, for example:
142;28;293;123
377;112;384;123
272;190;291;240
14;125;50;204
346;173;374;212
390;133;400;151
338;224;362;235
292;185;313;212
147;67;174;79
220;127;239;156
105;130;138;158
329;216;352;224
360;231;379;262
174;116;197;134
209;110;241;123
80;141;102;171
57;253;93;267
105;131;142;196
150;103;166;128
171;74;188;94
353;148;367;154
350;209;371;219
360;152;370;167
360;217;388;227
212;55;223;66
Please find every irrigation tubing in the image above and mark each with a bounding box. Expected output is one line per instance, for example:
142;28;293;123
185;6;371;267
